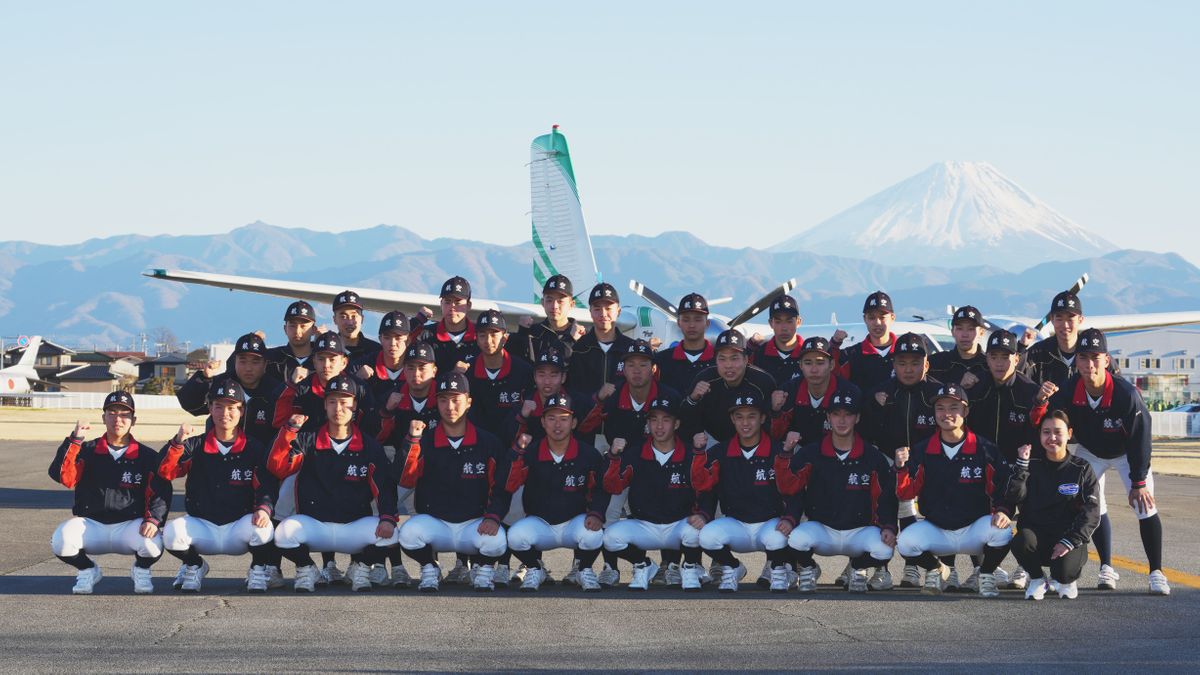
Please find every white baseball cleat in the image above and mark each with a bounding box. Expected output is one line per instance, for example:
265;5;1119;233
680;562;703;592
418;563;441;592
769;565;792;594
868;567;893;591
131;564;154;594
443;559;470;585
171;563;187;590
562;560;581;586
390;565;412;588
944;566;961;592
628;561;659;591
718;564;747;593
977;572;999;598
900;564;921;588
472;563;496;592
493;564;511;587
922;564;948;595
598;563;619;588
179;562;207;593
368;563;389;586
756;560;773;589
992;566;1010;587
834;562;852;588
578;567;602;592
317;560;345;586
72;566;102;595
520;566;547;592
847;568;869;593
706;563;722;586
508;565;527;588
246;565;271;593
347;562;372;592
797;566;818;594
266;565;286;589
1007;566;1028;590
1149;570;1171;596
1057;580;1079;599
1025;577;1047;601
961;567;980;593
662;562;682;587
1097;564;1119;590
293;565;320;593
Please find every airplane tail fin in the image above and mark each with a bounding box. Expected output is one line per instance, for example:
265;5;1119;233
9;336;41;370
530;125;600;307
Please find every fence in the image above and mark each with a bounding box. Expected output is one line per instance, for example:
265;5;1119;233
0;392;181;410
1150;412;1200;439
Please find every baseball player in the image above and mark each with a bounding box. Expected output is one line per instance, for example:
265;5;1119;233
268;374;398;592
834;291;897;393
158;380;280;593
653;292;715;395
353;310;411;395
1022;290;1116;387
420;276;479;375
266;300;317;384
601;392;704;591
1004;410;1101;600
512;274;583;365
466;309;533;438
749;294;805;386
1041;328;1169;595
569;282;636;436
681;328;777;446
394;373;510;592
503;347;584;448
692;389;791;593
331;289;381;363
502;393;611;592
48;391;171;594
894;384;1014;597
928;306;989;388
177;332;284;445
770;336;860;450
775;386;898;593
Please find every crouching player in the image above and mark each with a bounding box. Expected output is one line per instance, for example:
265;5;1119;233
776;387;898;593
268;375;398;592
158;380;280;593
49;391;171;594
602;393;705;591
395;373;510;592
693;390;792;593
503;394;611;592
895;384;1014;596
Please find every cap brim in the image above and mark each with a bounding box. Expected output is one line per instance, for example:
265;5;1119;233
542;404;573;414
104;403;134;412
932;394;968;405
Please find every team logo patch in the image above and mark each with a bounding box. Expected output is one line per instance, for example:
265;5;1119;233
1058;483;1080;496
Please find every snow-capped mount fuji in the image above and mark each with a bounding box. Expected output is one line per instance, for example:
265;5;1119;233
777;161;1116;270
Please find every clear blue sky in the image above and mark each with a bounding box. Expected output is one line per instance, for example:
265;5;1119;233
2;2;1196;262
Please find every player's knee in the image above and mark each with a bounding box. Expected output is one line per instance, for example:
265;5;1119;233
162;518;190;551
895;529;923;558
576;527;604;551
273;518;304;549
987;525;1015;547
761;529;788;551
698;521;729;550
397;516;432;550
51;518;86;556
602;523;631;552
506;518;537;551
679;524;701;549
477;530;507;558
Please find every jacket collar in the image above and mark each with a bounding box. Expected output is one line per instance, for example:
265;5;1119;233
472;349;512;379
672;340;714;362
203;428;247;454
434;421;478;448
1072;372;1114;408
725;431;771;458
795;376;837;408
94;435;140;459
537;437;579;462
924;430;978;456
618;380;658;411
820;433;864;459
765;336;804;359
316;424;364;452
641;437;686;463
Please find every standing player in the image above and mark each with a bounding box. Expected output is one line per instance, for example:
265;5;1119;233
928;306;989;388
332;290;382;364
395;373;510;592
692;390;791;593
776;387;898;593
48;392;171;594
177;332;284;445
422;276;479;375
681;329;777;446
268;375;398;592
466;310;533;437
749;295;805;386
770;336;859;450
267;301;318;384
835;291;897;393
512;274;583;364
159;381;280;593
569;282;635;435
503;394;611;592
894;384;1014;597
1022;290;1108;387
653;293;716;395
503;347;583;448
1042;328;1169;595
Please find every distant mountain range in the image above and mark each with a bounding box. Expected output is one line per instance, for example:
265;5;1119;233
2;221;1199;348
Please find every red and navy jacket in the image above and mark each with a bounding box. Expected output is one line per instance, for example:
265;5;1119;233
860;377;942;454
1002;454;1101;550
680;365;777;443
692;432;784;524
1042;372;1152;486
500;437;611;525
1021;336;1119;389
265;343;312;385
568;329;635;396
376;382;441;448
352;350;407;404
273;372;379;434
48;435;171;527
416;318;481;375
750;336;806;387
769;375;859;446
501;386;588;448
895;431;1010;530
603;437;698;524
177;372;285;446
775;434;898;533
158;429;279;525
653;340;715;395
466;350;533;438
395;422;510;524
966;372;1047;463
837;333;897;393
266;424;398;525
510;320;578;366
579;380;680;448
928;348;988;387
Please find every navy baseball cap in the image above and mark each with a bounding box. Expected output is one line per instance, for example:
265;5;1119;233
863;291;893;314
542;274;573;299
209;379;246;404
535;347;567;371
543;393;574;414
379;311;410;336
728;388;767;413
436;372;471;396
103;390;135;412
799;336;833;358
1050;291;1082;317
324;374;361;399
1076;328;1108;354
232;332;267;357
648;392;680;416
313;331;347;356
405;342;436;364
588;282;619;306
894;333;927;357
333;290;363;312
986;329;1019;355
284;300;316;323
620;339;655;362
715;329;747;353
828;387;860;414
441;276;471;301
475;309;507;332
933;383;969;406
952;305;984;328
770;295;800;318
678;293;709;315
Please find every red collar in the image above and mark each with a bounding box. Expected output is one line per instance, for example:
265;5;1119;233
820;433;864;459
472;349;512;379
309;375;326;398
203;429;247;454
393;383;431;411
725;432;771;458
434;421;478;448
316;425;364;452
765;336;804;359
641;437;686;463
436;318;476;343
924;430;978;456
375;352;406;380
1072;373;1114;408
537;437;579;462
618;380;658;411
672;340;714;362
795;377;837;408
861;333;898;356
94;436;140;459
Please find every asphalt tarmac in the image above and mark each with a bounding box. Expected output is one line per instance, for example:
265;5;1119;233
2;440;1197;673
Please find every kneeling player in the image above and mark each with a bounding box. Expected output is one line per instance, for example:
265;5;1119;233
158;381;280;593
777;387;897;593
268;375;398;592
602;394;704;591
693;390;791;593
503;394;610;592
395;373;510;592
895;384;1013;596
49;392;171;594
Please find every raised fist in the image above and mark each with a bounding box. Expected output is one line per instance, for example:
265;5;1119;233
831;329;848;343
894;446;910;468
959;372;979;389
748;333;767;348
571;324;587;341
784;431;801;452
692;432;708;451
72;421;91;439
174;423;194;444
875;391;888;407
597;383;617;401
386;392;404;412
1021;328;1038;346
454;361;470;374
771;390;787;412
611;438;627;455
1016;444;1032;462
409;420;427;438
521;399;538;419
356;365;373;380
203;360;223;378
690;380;711;402
287;414;308;430
518;316;534;329
291;366;309;384
1036;381;1058;404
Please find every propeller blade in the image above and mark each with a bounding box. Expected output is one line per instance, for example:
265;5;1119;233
707;296;734;306
628;280;678;319
1034;272;1089;331
726;278;798;328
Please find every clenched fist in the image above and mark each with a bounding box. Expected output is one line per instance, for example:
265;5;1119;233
1016;444;1032;462
689;380;711;402
173;423;195;444
521;399;538;419
1036;381;1058;404
771;390;787;412
287;414;308;430
692;433;708;451
409;420;427;438
516;433;532;450
610;438;627;455
291;366;309;384
784;431;801;452
894;446;910;468
597;383;617;401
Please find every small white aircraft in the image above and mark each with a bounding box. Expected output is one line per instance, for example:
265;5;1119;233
145;127;1200;351
0;336;48;395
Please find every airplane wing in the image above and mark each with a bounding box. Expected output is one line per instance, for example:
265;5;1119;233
1083;311;1200;333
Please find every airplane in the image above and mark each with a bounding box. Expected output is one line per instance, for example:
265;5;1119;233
0;336;50;395
145;126;1200;353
